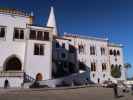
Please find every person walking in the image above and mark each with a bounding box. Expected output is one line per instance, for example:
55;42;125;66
4;79;9;89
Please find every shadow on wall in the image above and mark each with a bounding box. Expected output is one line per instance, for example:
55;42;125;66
29;58;93;88
51;39;93;85
52;39;78;78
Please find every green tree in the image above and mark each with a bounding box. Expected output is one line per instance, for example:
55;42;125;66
124;63;132;69
111;67;121;78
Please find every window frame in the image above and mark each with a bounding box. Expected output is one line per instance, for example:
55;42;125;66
13;28;25;40
29;29;50;41
0;26;6;40
91;62;96;72
90;46;96;55
101;47;106;55
78;45;85;54
102;63;107;71
34;43;45;56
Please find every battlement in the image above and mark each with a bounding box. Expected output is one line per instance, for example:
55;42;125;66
0;8;33;17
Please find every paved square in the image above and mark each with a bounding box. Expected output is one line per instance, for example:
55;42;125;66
0;87;132;100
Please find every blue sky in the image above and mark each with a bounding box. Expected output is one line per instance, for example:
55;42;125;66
0;0;133;77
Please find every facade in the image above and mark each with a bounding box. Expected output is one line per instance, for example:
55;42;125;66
63;34;126;83
0;7;126;88
0;8;53;87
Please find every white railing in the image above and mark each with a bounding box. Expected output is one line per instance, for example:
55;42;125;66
0;71;24;77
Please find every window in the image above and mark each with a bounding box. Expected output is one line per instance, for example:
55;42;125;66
62;43;65;48
40;45;44;55
110;50;113;55
91;62;96;71
29;30;49;41
69;44;76;53
111;64;114;69
90;46;95;55
34;44;44;55
14;29;19;39
110;49;120;56
14;28;24;40
44;32;49;41
0;27;5;38
37;31;43;40
56;42;60;48
117;50;120;55
102;63;107;71
30;30;36;40
78;45;84;53
20;30;24;39
114;50;116;56
101;47;105;55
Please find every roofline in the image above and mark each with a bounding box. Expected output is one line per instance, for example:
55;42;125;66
108;43;123;48
54;36;71;41
27;25;53;30
64;33;108;41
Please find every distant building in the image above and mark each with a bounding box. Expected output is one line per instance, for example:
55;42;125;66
0;7;126;88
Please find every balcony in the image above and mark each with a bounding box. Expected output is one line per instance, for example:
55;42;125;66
0;71;24;77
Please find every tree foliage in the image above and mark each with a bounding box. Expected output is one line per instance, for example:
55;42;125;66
111;67;121;78
124;63;132;69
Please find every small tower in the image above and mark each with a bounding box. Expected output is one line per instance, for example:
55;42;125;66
47;6;58;36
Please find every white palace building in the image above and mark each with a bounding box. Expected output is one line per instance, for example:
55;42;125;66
0;7;126;88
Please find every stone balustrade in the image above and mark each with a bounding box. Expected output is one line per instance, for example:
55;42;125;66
0;71;24;77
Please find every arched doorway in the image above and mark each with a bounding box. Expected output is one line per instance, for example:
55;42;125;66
4;56;22;71
36;73;43;81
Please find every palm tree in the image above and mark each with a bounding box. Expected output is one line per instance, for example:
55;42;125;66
124;63;132;69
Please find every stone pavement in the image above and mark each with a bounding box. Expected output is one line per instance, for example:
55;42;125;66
0;87;132;100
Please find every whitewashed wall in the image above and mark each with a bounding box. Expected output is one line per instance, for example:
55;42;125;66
64;35;125;83
0;13;53;87
109;45;126;81
0;14;30;71
25;40;52;80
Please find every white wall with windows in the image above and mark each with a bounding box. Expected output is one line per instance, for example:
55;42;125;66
0;13;30;72
109;44;126;81
0;12;53;87
24;26;53;81
0;9;126;88
0;13;30;87
64;34;125;83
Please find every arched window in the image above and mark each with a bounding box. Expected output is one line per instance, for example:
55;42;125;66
90;46;95;55
102;63;106;71
117;50;120;55
4;56;22;71
91;62;96;71
110;50;113;55
111;64;114;69
114;50;116;56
